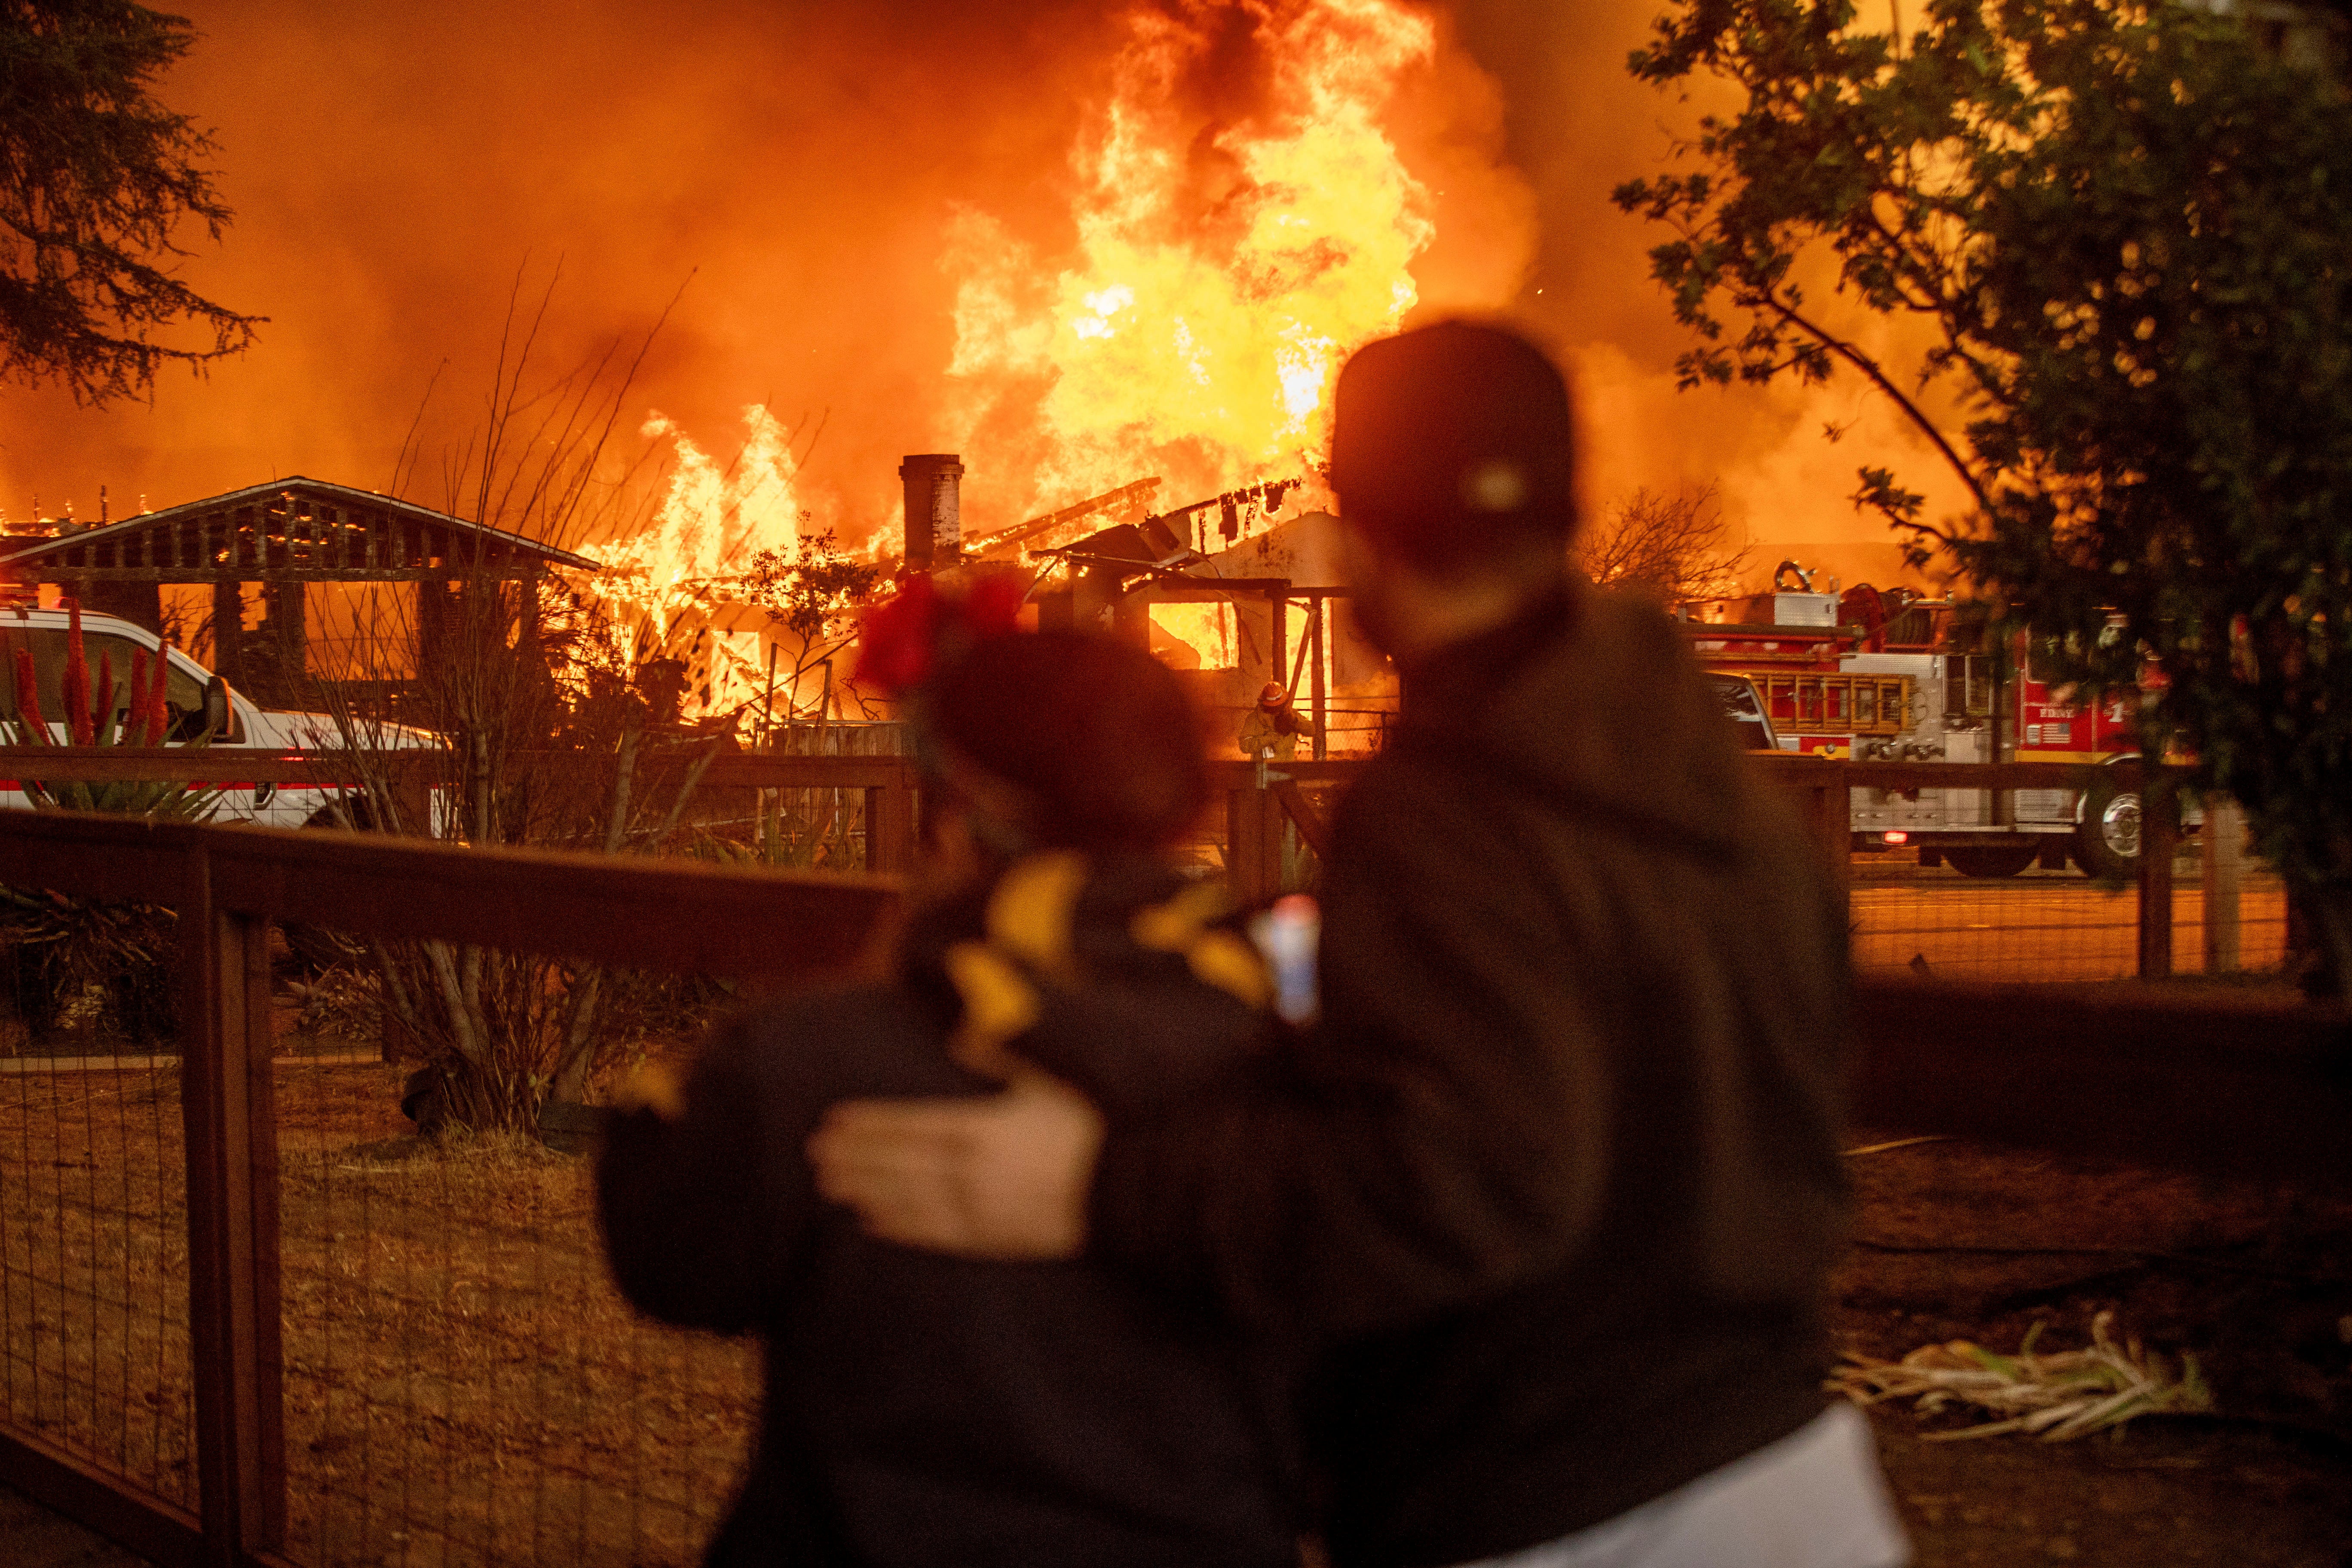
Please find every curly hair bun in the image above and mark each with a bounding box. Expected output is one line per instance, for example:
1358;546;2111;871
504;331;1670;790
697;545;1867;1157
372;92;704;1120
926;630;1209;853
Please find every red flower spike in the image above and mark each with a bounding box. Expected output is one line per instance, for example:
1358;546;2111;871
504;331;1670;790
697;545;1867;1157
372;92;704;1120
63;602;92;746
95;651;114;744
145;645;172;746
14;647;48;741
129;648;150;741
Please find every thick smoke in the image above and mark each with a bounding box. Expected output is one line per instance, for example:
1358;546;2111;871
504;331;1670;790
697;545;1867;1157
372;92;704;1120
1447;0;1969;584
0;0;1955;583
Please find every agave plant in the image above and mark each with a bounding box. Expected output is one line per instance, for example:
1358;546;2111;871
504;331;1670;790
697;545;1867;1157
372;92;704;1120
3;600;222;818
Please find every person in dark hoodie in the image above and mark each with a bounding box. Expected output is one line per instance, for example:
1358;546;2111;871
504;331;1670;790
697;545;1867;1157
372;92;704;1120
597;594;1304;1568
810;322;1911;1568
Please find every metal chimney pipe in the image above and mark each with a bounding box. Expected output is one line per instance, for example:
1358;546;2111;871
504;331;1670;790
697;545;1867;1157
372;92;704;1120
898;453;965;570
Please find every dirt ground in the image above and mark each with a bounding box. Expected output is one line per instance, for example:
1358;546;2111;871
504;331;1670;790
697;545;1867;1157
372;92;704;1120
1835;1130;2352;1567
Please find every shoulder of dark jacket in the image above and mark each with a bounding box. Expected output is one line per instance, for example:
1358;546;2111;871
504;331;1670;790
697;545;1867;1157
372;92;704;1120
1383;580;1756;863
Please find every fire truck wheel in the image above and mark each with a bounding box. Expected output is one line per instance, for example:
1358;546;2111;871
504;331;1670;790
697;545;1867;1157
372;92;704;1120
1944;845;2037;879
2071;775;2141;880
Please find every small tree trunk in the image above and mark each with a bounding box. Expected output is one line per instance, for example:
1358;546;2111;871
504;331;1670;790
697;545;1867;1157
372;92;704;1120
424;939;487;1065
548;726;639;1107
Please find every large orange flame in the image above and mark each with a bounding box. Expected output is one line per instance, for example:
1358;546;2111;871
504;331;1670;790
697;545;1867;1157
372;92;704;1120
948;0;1439;534
573;0;1454;705
576;406;823;720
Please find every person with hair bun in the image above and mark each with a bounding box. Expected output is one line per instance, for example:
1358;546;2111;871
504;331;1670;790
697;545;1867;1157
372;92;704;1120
597;589;1304;1568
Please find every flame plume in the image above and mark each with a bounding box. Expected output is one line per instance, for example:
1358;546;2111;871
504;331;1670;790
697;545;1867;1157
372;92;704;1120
576;407;822;720
568;0;1466;714
949;0;1440;525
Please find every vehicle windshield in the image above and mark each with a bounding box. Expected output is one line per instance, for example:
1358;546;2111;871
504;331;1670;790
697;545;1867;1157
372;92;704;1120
1709;675;1777;750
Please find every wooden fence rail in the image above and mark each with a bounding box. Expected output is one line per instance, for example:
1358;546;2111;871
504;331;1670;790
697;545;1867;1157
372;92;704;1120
1213;753;2187;969
0;748;928;875
0;747;2226;975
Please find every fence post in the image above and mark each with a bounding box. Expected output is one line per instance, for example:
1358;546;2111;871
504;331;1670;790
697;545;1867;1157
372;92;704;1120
1226;785;1278;903
389;751;434;838
1785;762;1851;928
1273;780;1332;862
2202;796;2243;973
863;761;918;875
2138;776;2177;980
178;845;288;1564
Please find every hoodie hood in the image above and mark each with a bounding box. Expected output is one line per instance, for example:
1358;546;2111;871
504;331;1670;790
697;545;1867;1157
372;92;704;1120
1397;576;1751;859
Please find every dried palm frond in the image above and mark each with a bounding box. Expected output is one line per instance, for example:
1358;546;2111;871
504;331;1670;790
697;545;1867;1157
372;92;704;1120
1829;1311;2212;1441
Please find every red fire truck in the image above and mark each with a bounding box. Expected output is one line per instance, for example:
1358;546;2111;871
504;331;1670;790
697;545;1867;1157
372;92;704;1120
1683;564;2162;878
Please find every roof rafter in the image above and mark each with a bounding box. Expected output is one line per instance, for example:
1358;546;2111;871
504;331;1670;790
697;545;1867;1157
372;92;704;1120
0;476;598;582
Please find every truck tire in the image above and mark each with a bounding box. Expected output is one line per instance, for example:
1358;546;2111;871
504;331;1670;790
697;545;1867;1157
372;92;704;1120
1945;845;2037;879
2071;772;2141;880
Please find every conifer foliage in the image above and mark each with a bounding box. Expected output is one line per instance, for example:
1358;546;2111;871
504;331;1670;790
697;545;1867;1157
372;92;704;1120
0;0;259;403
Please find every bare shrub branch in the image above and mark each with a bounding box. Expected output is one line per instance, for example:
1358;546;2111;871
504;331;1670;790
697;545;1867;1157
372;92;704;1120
1577;483;1750;603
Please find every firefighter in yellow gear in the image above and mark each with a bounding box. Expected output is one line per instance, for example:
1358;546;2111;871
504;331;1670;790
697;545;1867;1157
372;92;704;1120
1238;681;1306;760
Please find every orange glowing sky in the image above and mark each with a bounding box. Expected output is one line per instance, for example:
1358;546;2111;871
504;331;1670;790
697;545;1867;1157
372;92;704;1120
0;0;1968;582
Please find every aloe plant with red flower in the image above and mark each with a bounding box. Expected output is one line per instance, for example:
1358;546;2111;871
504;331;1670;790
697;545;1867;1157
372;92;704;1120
1;600;222;817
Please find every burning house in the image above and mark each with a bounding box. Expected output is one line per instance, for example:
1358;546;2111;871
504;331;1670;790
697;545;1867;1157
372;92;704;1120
932;455;1393;757
0;478;595;710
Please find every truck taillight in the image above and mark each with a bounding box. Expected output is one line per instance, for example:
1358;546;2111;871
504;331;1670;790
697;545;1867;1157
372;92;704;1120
1882;830;1908;845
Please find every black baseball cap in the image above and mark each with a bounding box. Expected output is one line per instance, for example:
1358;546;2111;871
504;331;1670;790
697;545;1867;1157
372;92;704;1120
1329;321;1579;571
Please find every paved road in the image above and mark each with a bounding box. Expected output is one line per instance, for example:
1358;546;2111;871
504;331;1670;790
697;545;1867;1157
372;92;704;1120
1849;856;2287;983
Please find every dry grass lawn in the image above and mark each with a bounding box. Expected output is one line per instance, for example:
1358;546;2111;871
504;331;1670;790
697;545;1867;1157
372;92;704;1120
0;1055;756;1568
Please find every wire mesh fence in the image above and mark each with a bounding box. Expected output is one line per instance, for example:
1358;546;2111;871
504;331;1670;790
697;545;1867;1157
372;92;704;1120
0;893;197;1516
1848;845;2289;983
266;923;760;1568
0;894;765;1566
271;1057;755;1568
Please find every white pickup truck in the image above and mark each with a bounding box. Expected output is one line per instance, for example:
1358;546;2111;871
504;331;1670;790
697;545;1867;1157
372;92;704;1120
0;603;435;828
